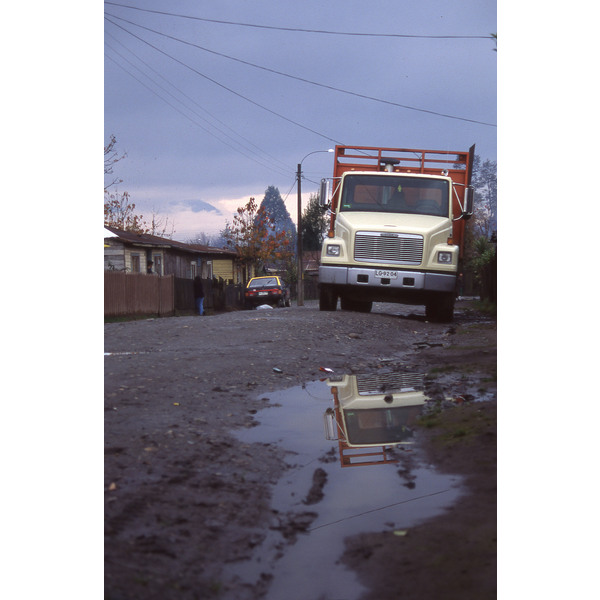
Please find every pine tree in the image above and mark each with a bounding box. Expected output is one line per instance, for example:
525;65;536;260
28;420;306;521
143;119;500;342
301;194;328;251
259;186;297;240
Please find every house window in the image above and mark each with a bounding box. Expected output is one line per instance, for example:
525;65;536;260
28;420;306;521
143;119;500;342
153;254;163;275
131;254;141;273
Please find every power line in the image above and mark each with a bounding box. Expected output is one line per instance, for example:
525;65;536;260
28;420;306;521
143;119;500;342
104;50;294;179
105;12;496;128
105;16;346;145
104;2;491;39
104;31;294;175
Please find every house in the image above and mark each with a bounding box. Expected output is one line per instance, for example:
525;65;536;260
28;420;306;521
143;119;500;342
104;226;241;281
302;250;321;278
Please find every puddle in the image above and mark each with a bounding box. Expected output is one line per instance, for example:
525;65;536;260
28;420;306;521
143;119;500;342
227;371;463;600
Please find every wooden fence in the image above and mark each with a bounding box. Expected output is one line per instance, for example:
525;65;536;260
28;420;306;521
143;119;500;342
104;272;175;317
106;269;482;318
173;277;243;312
105;272;244;317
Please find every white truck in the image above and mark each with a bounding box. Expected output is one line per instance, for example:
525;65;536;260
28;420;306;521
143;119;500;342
323;373;426;467
318;145;474;321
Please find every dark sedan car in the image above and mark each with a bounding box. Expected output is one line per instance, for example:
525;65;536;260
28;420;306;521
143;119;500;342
244;276;291;309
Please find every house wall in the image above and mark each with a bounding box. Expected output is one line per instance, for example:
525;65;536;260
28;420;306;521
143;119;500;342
213;259;234;282
194;259;212;279
104;241;192;276
163;252;197;278
124;247;157;274
104;240;126;271
104;236;240;281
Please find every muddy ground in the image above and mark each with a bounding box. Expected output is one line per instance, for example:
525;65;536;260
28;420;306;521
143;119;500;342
104;299;496;599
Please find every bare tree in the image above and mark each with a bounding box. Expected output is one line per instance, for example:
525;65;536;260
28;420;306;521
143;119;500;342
148;209;175;239
104;190;150;233
104;135;127;192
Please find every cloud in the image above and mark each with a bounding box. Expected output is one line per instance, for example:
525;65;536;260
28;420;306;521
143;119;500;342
165;194;255;240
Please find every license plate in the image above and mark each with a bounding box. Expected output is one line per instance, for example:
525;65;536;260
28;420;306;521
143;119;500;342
375;270;398;279
258;291;268;295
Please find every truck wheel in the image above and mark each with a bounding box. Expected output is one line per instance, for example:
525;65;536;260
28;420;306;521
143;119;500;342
319;285;337;311
340;296;353;311
356;300;372;313
341;297;372;313
425;293;455;322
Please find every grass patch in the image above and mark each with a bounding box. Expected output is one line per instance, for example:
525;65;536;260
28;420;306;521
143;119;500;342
471;299;496;315
418;402;496;447
427;366;456;375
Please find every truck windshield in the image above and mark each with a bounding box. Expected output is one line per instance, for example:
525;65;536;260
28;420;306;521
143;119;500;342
339;175;449;217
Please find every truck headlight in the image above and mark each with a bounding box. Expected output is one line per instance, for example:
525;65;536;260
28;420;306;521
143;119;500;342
437;251;453;264
326;245;341;256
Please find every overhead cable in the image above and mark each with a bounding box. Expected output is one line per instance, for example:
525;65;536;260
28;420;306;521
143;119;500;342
105;12;496;127
105;51;294;178
105;31;293;174
104;2;491;39
105;16;346;146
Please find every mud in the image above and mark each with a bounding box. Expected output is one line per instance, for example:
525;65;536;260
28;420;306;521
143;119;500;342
105;299;496;599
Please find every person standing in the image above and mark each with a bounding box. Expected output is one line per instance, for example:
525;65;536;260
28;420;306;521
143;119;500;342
193;275;205;316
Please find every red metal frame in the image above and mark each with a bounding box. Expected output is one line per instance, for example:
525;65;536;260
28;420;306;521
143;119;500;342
328;144;475;256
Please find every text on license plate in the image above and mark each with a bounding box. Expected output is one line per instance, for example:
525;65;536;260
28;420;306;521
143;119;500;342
375;270;398;279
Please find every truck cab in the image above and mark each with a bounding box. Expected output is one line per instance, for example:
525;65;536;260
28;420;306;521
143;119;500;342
323;373;426;467
319;146;474;321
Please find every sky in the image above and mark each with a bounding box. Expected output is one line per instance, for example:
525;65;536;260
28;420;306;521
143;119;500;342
104;0;497;241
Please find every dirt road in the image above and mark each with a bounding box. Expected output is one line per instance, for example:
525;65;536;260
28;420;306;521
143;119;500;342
105;299;496;599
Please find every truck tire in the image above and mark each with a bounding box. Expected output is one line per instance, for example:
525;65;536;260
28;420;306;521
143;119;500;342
340;296;352;311
319;285;338;311
341;296;372;313
356;300;373;313
425;292;455;323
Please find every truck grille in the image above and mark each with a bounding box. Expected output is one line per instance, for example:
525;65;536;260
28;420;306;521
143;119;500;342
354;232;423;265
357;373;425;395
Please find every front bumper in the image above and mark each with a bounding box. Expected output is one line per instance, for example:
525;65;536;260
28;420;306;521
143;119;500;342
319;265;456;293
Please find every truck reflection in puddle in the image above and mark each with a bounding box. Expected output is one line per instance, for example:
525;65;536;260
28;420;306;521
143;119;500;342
227;371;462;600
324;372;426;468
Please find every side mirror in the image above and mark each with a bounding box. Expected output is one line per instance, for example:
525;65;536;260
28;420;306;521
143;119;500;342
318;178;330;207
323;408;339;440
463;186;474;219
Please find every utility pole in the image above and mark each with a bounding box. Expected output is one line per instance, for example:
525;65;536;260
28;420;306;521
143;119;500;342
297;162;304;306
297;149;333;307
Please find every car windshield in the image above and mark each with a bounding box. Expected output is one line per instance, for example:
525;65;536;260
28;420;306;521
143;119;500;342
339;175;449;217
248;278;279;288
